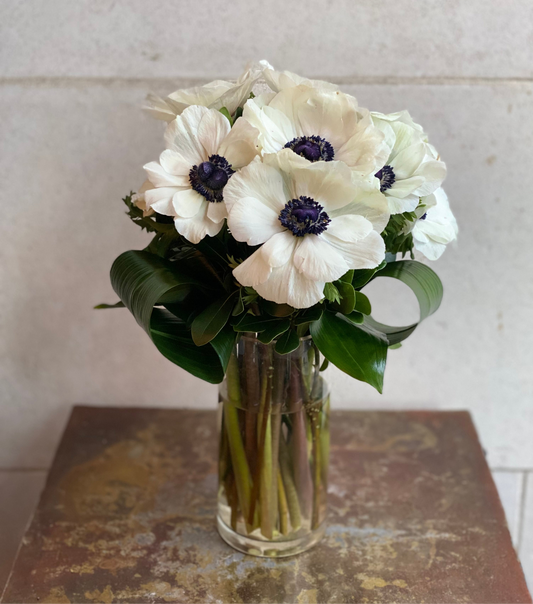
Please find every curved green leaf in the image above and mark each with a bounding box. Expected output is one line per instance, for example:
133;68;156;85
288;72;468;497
310;311;388;392
191;291;238;346
110;250;226;383
257;319;291;344
364;260;443;345
275;329;300;355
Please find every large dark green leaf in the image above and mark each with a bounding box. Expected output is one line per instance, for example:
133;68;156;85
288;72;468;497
257;319;291;344
150;309;225;383
364;260;443;345
110;250;226;383
275;329;300;355
310;310;388;393
191;291;238;346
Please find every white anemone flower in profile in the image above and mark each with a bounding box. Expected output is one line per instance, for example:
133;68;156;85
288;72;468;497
143;106;259;244
259;60;339;93
132;180;155;217
241;85;387;177
144;63;263;122
371;111;447;214
412;188;458;260
224;150;389;308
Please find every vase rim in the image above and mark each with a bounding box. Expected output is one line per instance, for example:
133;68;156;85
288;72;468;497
239;331;313;343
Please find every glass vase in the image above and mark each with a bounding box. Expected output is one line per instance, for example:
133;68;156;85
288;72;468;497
217;334;330;557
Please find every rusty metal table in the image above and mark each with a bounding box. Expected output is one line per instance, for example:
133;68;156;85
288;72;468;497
2;407;531;604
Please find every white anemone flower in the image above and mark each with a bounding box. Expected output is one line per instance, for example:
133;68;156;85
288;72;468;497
241;85;387;177
260;60;339;93
224;150;389;308
143;106;259;244
133;180;155;217
372;111;447;214
412;188;458;260
144;63;263;122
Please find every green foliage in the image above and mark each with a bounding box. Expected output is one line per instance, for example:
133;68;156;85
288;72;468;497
363;260;443;345
108;250;229;383
382;212;417;258
101;191;444;388
323;282;341;304
310;311;388;393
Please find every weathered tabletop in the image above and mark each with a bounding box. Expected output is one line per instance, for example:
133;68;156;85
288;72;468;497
2;407;531;604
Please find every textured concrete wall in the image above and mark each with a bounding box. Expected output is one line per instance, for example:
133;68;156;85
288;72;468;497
1;0;532;589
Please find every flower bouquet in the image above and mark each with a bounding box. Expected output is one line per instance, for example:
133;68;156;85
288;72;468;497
99;61;457;557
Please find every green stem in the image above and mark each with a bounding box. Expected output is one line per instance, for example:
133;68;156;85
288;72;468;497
277;467;289;535
289;363;313;520
243;339;259;475
310;404;322;530
279;436;301;531
225;353;252;530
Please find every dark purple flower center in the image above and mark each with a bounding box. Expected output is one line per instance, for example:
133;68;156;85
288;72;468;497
375;165;396;192
189;155;234;202
279;196;331;237
420;212;427;220
284;135;334;162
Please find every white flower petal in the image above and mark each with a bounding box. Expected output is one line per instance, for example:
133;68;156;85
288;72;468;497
206;200;228;223
173;201;222;244
262;64;339;93
286;159;358;212
233;250;272;288
143;161;185;188
254;261;325;309
412;159;447;196
293;235;349;282
227;196;283;245
326;215;373;243
218;118;259;169
223;160;288;214
164;106;209;165
385;192;420;214
143;93;183;122
322;230;385;270
330;185;390;233
242;99;297;154
159;149;191;179
197;109;231;158
389;142;426;179
260;230;297;268
144;187;181;216
172;188;205;218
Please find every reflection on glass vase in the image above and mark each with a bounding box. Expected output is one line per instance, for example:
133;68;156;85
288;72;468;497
217;334;330;557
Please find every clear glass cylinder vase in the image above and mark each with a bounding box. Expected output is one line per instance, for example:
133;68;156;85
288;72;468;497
217;333;330;557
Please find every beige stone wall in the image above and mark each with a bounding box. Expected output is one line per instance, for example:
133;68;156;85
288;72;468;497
1;0;532;589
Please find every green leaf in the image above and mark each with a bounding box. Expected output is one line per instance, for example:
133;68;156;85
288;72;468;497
354;291;372;315
232;289;245;316
257;319;291;344
110;250;226;383
233;314;285;333
210;325;237;373
310;311;388;392
344;311;364;324
319;357;329;371
323;282;341;304
339;270;354;283
219;107;233;125
351;261;386;289
191;291;238;346
150;309;225;383
261;300;295;317
330;281;356;315
364;260;443;345
275;329;300;355
94;301;125;309
293;305;323;325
